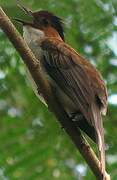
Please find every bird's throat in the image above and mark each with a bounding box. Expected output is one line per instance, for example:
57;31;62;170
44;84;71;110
23;25;45;45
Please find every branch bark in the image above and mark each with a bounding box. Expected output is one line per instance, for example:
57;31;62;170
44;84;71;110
0;7;110;180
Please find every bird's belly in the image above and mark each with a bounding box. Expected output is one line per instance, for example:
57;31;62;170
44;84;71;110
57;90;76;112
26;68;47;106
52;80;77;113
26;68;76;113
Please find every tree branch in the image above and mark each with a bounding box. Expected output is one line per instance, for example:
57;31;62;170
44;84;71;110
0;7;110;180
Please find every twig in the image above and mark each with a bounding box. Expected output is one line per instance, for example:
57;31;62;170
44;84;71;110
0;7;110;180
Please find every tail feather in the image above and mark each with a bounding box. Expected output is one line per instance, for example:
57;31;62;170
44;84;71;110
91;102;105;178
72;114;97;142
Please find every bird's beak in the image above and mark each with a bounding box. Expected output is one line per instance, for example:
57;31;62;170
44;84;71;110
14;1;33;26
17;2;33;17
13;18;33;26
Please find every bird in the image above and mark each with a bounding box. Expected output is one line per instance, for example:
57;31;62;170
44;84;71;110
15;4;108;179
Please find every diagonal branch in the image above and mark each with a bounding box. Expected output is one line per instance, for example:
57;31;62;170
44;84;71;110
0;7;110;180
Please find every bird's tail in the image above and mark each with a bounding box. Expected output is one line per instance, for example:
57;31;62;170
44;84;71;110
91;102;105;179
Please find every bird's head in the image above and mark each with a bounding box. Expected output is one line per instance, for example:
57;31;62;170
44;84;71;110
15;4;64;42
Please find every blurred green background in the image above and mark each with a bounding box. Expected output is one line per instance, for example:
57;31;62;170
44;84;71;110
0;0;117;179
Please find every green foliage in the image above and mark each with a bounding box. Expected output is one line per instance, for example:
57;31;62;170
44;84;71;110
0;0;117;179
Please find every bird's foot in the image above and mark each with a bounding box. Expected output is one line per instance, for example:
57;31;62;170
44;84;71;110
70;112;83;122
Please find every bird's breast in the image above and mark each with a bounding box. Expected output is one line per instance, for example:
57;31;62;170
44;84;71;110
23;26;45;45
23;25;47;105
23;26;45;60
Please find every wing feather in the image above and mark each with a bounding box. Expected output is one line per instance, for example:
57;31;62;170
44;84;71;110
42;40;95;124
41;38;107;175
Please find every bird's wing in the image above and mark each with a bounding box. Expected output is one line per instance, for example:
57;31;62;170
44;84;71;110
41;38;107;122
43;43;94;123
41;38;107;174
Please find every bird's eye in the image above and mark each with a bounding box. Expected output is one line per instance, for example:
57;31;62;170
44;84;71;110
43;19;49;26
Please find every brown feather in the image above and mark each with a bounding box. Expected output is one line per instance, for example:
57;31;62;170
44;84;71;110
40;38;107;176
